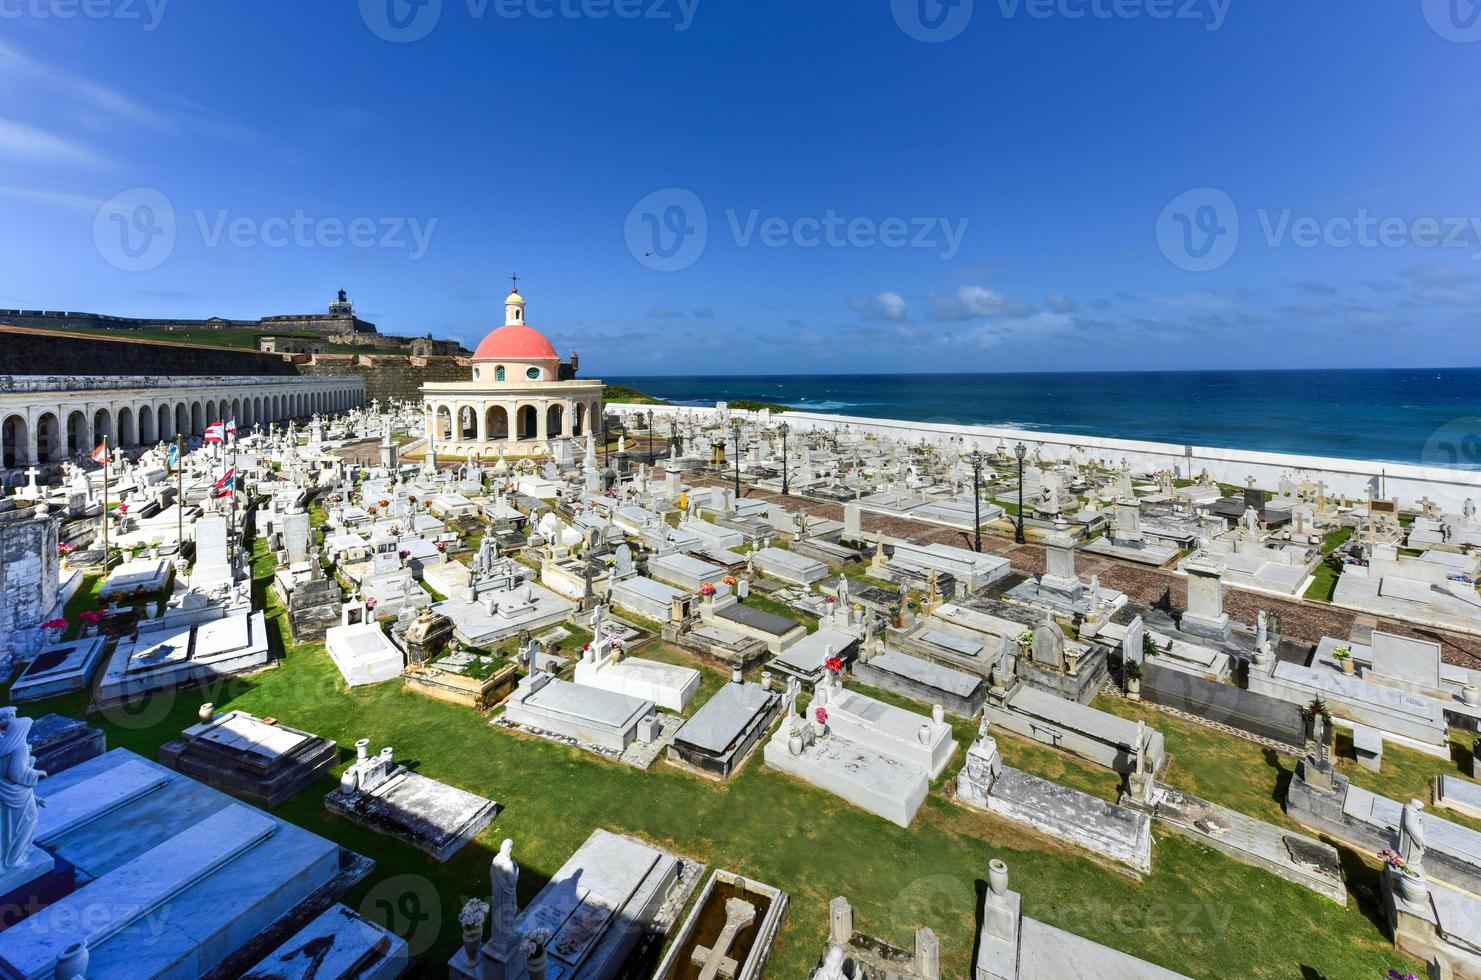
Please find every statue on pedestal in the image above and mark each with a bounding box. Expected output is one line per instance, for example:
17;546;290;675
489;838;520;956
0;708;46;870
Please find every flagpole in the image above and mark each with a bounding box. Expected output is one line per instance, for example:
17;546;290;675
175;434;183;556
101;435;109;570
229;433;238;578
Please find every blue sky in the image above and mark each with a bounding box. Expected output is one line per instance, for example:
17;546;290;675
2;0;1480;375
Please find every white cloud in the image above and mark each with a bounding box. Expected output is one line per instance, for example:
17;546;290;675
1403;264;1474;286
0;185;98;211
0;118;101;167
927;285;1034;321
849;291;908;321
1045;294;1079;313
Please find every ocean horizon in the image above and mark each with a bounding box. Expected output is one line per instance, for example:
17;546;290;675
608;368;1481;468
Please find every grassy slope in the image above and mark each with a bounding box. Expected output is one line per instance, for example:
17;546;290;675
8;542;1435;979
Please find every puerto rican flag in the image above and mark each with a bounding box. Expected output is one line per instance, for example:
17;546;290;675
204;421;225;444
212;466;235;498
225;418;237;440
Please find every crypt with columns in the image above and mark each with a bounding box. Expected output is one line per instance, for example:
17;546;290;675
421;286;602;459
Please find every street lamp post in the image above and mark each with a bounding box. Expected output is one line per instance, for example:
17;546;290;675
779;422;790;496
731;420;742;499
969;449;983;553
646;409;655;465
1014;441;1027;544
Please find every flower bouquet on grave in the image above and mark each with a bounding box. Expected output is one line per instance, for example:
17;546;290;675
1386;970;1419;980
520;928;553;972
825;655;845;678
458;899;489;963
365;598;378;612
699;582;717;597
722;575;737;586
1017;629;1035;647
1332;645;1356;675
1379;849;1421;879
812;705;829;736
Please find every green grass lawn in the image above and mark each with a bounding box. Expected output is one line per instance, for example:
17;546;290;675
9;543;1436;979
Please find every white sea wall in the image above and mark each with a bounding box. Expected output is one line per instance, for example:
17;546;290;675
607;403;1481;512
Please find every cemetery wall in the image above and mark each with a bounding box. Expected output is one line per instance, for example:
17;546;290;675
0;326;298;377
607;404;1481;512
297;353;469;404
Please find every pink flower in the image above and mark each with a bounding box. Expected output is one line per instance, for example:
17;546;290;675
699;583;717;596
813;706;828;725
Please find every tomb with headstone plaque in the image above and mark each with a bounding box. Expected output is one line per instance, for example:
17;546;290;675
955;717;1152;873
449;830;702;980
325;739;497;862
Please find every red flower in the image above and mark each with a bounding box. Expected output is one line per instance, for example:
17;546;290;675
41;618;68;631
813;706;828;725
699;583;717;596
825;656;844;673
825;596;836;604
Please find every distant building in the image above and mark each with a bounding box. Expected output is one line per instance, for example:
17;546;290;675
258;336;327;355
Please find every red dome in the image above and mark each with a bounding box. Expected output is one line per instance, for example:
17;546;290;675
472;324;559;361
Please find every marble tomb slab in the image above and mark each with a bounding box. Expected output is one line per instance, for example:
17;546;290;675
241;903;408;980
9;637;108;703
325;766;498;863
325;622;404;687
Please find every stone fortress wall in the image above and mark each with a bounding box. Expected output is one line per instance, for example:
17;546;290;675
297;353;470;403
0;308;377;337
1;326;468;405
607;403;1481;513
0;326;298;377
